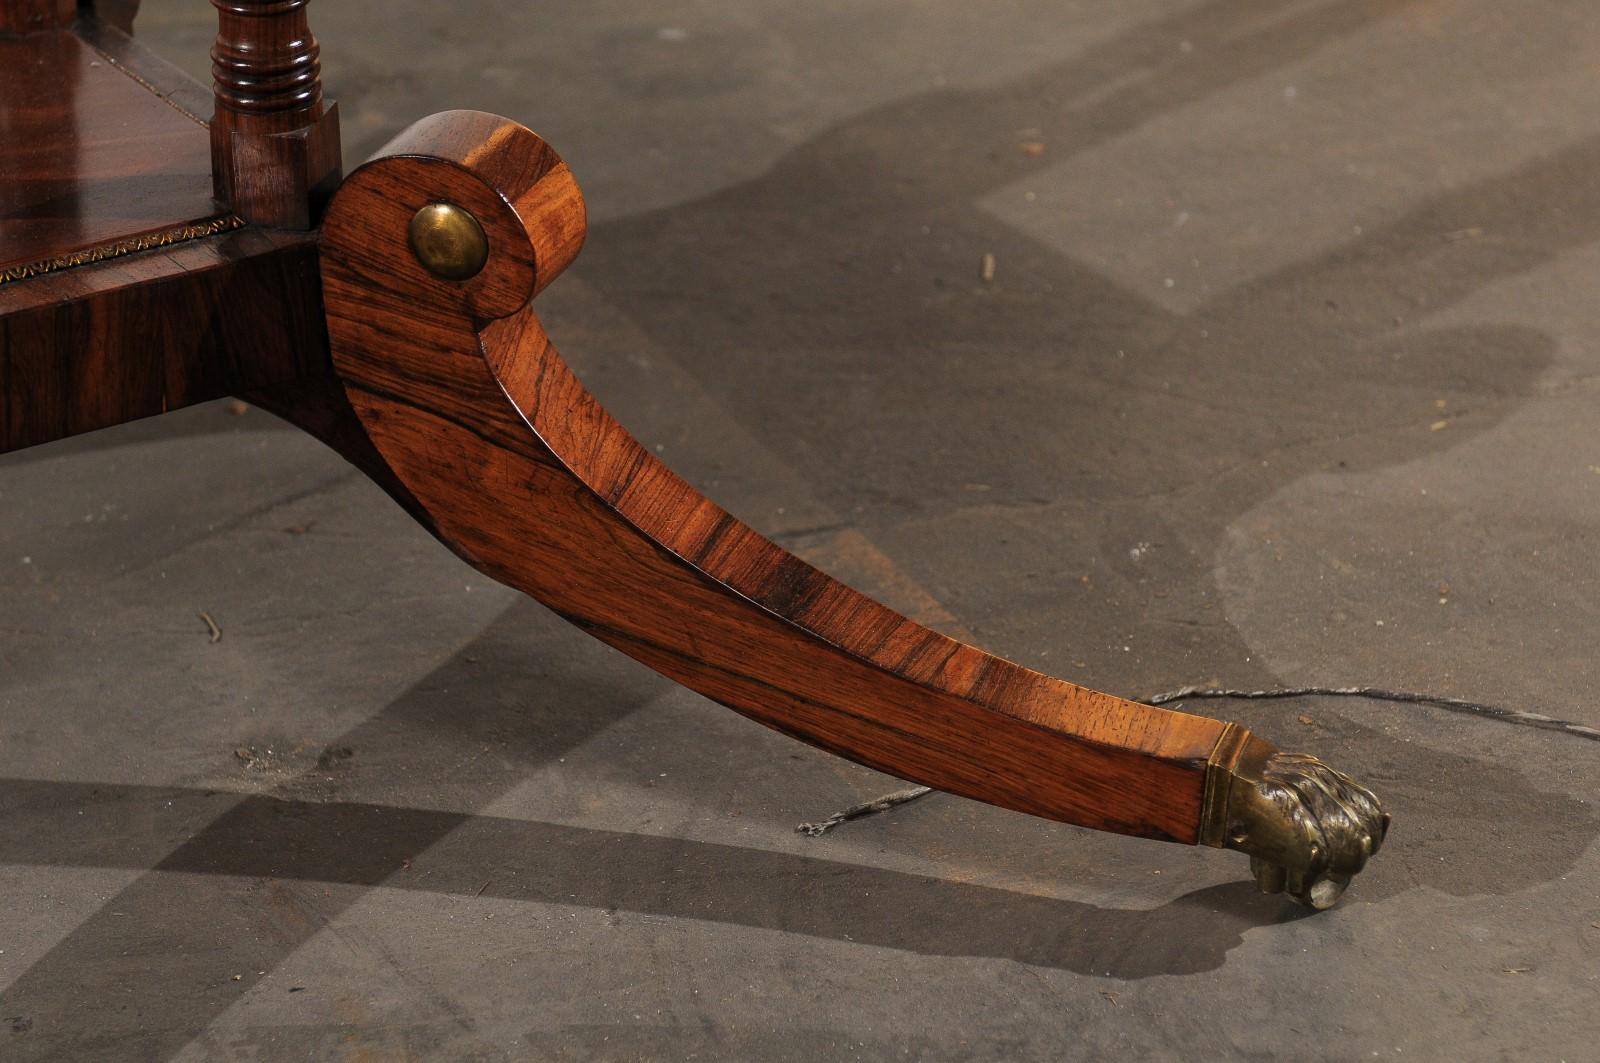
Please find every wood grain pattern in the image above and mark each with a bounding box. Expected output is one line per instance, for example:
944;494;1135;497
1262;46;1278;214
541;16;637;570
0;28;231;279
0;227;326;453
208;0;340;228
0;4;332;452
317;112;1234;845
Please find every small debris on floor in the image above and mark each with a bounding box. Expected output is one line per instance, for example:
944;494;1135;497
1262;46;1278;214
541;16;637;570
224;399;250;416
980;253;996;283
283;521;315;535
1099;991;1119;1006
1018;140;1046;156
1503;967;1531;975
315;745;354;769
199;611;222;644
234;746;279;771
1298;714;1315;726
796;785;933;836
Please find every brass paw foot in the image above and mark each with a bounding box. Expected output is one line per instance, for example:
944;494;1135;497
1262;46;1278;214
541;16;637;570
1201;726;1390;910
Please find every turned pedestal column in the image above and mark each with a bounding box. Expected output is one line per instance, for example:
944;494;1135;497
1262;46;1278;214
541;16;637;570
209;0;341;228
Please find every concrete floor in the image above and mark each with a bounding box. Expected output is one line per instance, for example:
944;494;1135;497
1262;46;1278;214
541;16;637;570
4;0;1600;1058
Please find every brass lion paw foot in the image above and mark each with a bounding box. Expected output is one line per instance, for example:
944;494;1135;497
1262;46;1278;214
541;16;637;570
1202;726;1391;910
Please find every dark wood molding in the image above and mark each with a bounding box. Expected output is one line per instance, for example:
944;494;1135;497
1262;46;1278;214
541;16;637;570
0;229;326;454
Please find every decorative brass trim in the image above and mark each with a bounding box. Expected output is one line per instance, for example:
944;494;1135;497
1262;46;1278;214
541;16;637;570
0;215;246;286
1201;728;1390;910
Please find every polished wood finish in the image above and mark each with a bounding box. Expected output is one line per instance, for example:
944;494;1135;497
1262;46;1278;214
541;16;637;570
0;10;1382;896
74;12;210;118
316;112;1231;845
0;0;73;34
0;28;232;281
208;0;340;229
0;11;329;452
0;227;325;453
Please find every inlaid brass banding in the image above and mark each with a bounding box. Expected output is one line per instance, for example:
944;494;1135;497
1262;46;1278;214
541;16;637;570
0;215;246;285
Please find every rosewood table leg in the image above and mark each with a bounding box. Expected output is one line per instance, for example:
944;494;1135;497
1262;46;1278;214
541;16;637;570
291;110;1390;909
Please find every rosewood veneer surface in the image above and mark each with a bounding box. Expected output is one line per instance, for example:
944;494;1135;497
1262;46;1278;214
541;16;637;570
1;2;1596;1058
0;18;322;455
0;26;230;281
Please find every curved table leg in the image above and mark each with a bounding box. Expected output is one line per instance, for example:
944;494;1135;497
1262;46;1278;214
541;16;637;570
301;110;1388;909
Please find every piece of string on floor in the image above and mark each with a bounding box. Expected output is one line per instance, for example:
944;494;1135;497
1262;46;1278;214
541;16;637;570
793;685;1600;837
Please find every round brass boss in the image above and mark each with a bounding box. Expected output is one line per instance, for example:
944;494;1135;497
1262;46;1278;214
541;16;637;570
408;202;489;282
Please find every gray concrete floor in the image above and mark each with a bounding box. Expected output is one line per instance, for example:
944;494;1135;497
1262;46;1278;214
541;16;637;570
4;0;1600;1059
